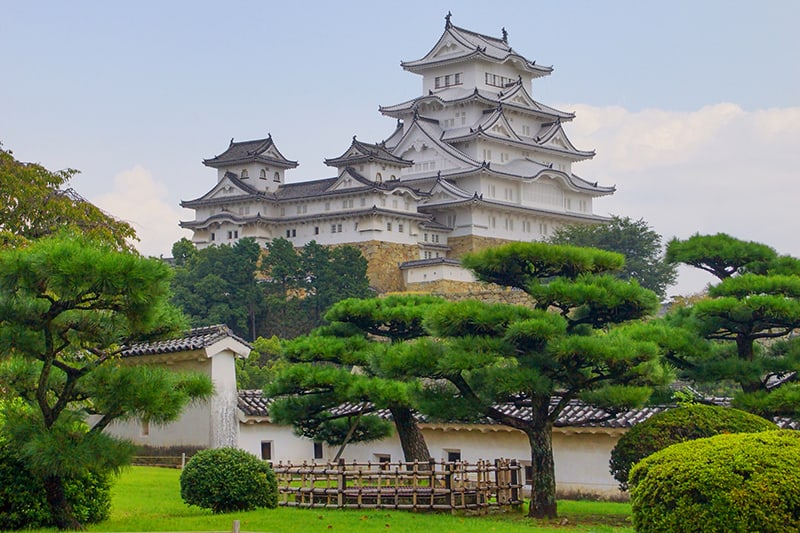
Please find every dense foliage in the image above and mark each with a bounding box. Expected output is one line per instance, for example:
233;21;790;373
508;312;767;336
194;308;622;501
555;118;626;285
0;235;213;529
629;430;800;532
267;295;444;462
609;403;777;490
171;237;264;340
0;144;136;249
0;415;111;530
549;216;677;298
180;448;277;513
664;233;800;419
373;242;671;518
170;237;372;340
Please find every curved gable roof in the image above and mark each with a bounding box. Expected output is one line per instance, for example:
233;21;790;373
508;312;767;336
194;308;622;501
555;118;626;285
203;135;298;169
401;16;552;78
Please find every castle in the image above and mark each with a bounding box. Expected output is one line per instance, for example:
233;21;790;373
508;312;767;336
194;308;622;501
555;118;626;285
180;15;613;293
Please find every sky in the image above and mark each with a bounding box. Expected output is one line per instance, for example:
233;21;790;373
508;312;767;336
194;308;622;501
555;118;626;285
2;1;798;297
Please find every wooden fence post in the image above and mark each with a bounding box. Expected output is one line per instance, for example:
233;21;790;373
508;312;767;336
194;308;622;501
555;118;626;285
336;458;346;508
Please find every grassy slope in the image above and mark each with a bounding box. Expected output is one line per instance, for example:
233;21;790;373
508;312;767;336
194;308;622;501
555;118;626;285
82;467;633;533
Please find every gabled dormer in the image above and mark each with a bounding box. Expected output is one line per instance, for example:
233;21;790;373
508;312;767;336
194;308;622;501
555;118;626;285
324;136;413;183
203;135;298;192
402;13;552;96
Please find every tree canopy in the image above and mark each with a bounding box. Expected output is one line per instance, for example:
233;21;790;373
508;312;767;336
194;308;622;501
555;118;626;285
0;235;212;529
171;237;264;340
266;295;444;462
665;233;800;419
0;144;136;250
170;237;372;340
549;216;677;298
377;242;670;518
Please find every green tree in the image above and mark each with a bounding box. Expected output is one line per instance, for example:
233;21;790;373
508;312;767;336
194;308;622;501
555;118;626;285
377;242;670;518
267;295;443;462
260;238;372;338
236;336;285;390
549;215;677;299
171;238;264;340
0;235;213;529
665;233;800;418
0;144;136;250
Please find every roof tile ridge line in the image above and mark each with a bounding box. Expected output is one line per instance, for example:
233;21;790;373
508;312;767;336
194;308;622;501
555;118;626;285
535;122;595;156
431;176;473;199
390;115;481;168
479;107;524;142
449;23;507;49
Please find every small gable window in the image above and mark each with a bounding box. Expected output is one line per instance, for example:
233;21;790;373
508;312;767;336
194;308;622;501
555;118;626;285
375;172;382;182
260;168;267;179
241;169;249;178
273;171;280;182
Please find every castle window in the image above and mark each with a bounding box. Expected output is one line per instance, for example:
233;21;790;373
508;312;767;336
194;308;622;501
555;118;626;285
446;449;461;462
376;172;382;182
286;230;291;238
331;224;337;233
273;172;280;182
337;223;342;232
210;232;215;241
261;441;272;461
423;233;428;242
314;226;319;235
241;169;249;178
398;223;404;233
260;168;267;179
386;222;392;231
314;442;324;460
325;202;330;211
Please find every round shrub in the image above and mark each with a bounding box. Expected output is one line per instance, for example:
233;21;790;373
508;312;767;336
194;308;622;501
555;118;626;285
630;430;800;532
609;403;776;490
0;442;111;530
180;447;277;513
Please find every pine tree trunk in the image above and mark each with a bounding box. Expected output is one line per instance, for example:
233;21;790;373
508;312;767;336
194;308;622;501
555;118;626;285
44;474;82;530
389;406;431;463
525;423;558;519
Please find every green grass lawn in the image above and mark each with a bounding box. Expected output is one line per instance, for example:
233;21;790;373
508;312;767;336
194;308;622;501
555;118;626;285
75;466;633;533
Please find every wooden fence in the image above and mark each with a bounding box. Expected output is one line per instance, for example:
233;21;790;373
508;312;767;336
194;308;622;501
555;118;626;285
272;458;522;512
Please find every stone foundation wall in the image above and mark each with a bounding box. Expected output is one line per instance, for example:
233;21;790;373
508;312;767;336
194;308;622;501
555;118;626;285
349;241;420;293
448;235;515;259
403;279;534;306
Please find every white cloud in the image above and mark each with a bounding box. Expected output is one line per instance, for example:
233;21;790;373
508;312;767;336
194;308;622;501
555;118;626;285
563;103;800;296
91;166;191;258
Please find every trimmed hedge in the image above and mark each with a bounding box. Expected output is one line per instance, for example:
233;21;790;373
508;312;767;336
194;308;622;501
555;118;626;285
180;447;277;513
609;403;776;490
629;430;800;532
0;443;111;530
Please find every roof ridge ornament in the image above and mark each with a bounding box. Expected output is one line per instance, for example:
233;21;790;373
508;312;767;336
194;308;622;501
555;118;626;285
502;27;508;43
445;11;452;28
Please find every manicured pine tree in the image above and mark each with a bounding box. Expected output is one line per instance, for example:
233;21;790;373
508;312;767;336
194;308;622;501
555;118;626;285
375;242;670;518
665;233;800;417
267;295;444;462
0;235;213;529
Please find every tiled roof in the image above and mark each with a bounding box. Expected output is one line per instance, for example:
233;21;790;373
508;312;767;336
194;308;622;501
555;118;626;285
401;18;551;77
203;136;298;169
238;391;791;430
238;389;270;417
122;324;250;357
325;138;413;168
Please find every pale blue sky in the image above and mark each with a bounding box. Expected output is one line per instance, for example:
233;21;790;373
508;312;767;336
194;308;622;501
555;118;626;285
2;1;798;295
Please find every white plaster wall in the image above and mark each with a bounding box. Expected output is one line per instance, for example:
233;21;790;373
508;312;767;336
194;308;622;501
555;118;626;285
403;264;475;284
305;425;622;497
209;352;240;448
105;358;213;448
239;422;319;463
